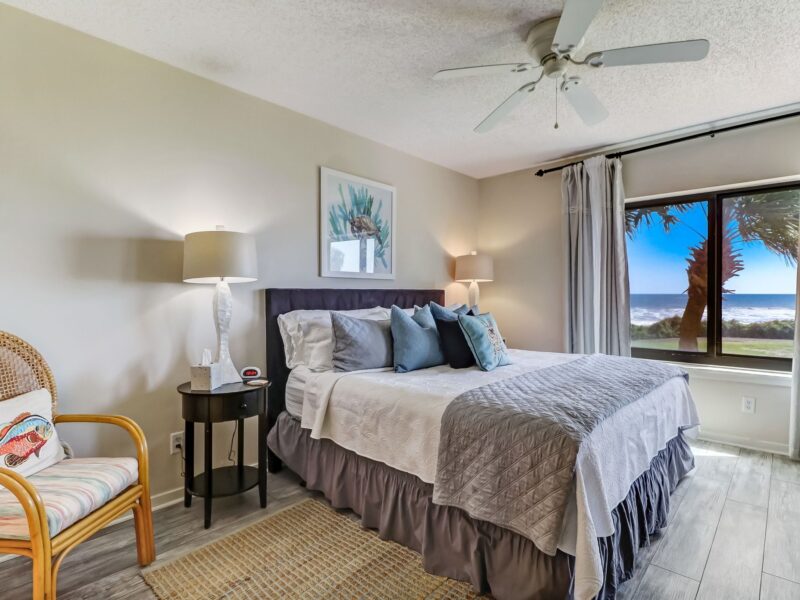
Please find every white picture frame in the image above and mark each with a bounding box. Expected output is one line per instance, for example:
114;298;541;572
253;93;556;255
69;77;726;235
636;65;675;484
320;167;396;279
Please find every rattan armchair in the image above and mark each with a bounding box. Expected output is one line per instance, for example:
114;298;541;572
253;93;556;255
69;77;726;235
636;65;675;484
0;332;155;599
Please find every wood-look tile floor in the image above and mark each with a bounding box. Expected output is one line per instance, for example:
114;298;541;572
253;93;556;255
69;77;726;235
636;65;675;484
2;440;800;599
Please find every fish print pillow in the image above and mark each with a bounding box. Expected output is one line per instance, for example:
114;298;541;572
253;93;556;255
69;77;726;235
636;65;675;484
0;388;65;477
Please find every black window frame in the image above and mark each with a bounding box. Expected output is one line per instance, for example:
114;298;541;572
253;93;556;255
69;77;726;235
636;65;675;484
627;181;797;372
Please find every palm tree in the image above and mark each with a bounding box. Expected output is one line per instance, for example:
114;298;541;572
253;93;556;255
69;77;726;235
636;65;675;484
626;190;799;351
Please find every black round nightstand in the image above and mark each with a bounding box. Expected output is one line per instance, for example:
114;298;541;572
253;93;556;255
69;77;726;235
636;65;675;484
177;381;269;529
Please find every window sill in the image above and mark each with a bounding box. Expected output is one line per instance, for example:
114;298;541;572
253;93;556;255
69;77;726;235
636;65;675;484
668;361;792;388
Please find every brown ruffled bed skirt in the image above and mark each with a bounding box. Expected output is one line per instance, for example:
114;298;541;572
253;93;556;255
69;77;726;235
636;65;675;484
267;412;694;599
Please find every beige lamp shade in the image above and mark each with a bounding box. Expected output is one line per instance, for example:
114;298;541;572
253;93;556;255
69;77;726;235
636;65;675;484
183;230;258;283
454;253;494;283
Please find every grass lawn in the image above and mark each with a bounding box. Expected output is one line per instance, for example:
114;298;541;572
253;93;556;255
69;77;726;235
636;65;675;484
632;337;793;359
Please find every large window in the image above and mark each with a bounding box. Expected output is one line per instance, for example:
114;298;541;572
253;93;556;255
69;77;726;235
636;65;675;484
626;183;799;371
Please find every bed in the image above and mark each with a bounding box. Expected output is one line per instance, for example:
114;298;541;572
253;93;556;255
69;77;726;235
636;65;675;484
265;288;699;600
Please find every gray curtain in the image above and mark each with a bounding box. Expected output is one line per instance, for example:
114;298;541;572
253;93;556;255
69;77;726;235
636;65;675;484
789;230;800;459
563;155;631;356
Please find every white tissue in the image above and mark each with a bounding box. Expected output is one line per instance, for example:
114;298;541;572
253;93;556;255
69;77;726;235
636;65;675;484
200;349;213;366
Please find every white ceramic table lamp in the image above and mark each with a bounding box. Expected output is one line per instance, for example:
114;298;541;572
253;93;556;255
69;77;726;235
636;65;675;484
183;227;257;384
455;251;494;308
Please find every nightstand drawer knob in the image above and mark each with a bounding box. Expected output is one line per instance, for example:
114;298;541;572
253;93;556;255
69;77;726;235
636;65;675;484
240;402;247;409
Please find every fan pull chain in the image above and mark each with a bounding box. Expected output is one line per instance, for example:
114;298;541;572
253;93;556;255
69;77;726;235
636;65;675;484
554;78;559;130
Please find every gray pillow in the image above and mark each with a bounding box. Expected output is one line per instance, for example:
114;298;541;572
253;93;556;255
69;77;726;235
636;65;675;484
331;312;393;372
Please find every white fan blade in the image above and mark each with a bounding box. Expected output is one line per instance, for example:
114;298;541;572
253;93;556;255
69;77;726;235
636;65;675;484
586;39;710;67
474;82;537;133
433;63;535;80
552;0;604;55
561;78;608;125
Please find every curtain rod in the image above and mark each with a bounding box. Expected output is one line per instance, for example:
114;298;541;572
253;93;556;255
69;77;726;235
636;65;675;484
534;109;800;177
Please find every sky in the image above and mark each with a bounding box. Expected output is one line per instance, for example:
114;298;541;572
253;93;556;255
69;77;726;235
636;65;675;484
627;199;797;295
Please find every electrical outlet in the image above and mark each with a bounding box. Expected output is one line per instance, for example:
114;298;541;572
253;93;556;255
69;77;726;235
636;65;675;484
742;396;756;414
170;432;184;455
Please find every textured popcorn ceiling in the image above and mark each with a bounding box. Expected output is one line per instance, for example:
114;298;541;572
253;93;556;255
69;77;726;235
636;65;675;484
7;0;800;178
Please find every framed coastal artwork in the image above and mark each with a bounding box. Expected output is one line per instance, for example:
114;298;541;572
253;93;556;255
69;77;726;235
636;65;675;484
320;167;396;279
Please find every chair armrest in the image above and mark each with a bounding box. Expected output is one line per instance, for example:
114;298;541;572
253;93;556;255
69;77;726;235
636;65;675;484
0;467;51;546
54;414;150;489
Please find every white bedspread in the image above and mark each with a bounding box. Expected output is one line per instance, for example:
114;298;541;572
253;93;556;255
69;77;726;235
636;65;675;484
299;349;699;600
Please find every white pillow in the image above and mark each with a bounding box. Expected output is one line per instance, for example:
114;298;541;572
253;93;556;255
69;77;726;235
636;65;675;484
0;388;65;477
278;306;389;371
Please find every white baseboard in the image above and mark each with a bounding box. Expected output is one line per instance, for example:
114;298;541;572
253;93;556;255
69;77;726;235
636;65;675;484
697;429;789;456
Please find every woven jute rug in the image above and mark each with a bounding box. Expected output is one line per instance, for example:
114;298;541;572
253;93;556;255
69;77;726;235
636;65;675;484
143;498;483;599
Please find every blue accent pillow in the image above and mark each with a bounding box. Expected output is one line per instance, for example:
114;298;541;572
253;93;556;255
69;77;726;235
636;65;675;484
429;301;469;322
390;305;445;373
458;312;511;371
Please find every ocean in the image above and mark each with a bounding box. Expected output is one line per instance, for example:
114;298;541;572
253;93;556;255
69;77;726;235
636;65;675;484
631;294;796;326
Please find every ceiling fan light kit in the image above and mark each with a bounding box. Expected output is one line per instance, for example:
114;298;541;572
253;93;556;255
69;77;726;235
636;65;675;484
434;0;710;133
527;17;571;79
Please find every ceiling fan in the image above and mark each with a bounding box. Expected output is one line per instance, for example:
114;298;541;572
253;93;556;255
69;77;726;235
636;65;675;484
433;0;710;133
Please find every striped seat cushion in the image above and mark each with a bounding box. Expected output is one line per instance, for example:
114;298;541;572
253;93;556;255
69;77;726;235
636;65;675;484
0;457;138;540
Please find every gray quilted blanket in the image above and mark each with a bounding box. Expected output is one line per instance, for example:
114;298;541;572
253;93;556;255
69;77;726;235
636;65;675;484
432;354;688;556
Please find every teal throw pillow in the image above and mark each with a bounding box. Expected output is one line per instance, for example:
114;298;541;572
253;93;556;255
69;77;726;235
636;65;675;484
458;312;511;371
390;305;445;373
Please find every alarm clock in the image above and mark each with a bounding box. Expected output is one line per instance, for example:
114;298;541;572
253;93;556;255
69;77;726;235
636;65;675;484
240;366;262;380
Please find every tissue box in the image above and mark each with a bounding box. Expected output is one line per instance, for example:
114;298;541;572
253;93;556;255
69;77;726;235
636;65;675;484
190;362;223;391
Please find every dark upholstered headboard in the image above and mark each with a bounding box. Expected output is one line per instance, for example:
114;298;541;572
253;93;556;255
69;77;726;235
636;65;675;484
264;288;444;471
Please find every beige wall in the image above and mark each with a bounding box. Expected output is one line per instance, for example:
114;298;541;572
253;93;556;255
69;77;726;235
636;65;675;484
0;6;479;499
478;118;800;454
477;170;565;352
623;119;800;199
